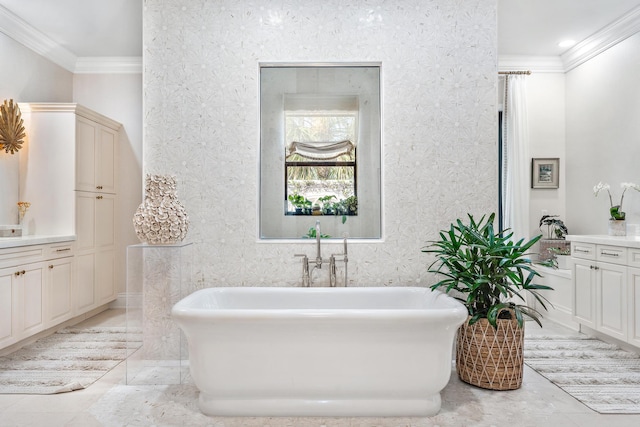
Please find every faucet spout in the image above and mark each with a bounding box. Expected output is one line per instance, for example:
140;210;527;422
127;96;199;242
315;220;322;268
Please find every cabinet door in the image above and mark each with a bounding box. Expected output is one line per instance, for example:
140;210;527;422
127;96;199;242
76;117;97;192
629;268;640;347
0;267;16;348
76;192;96;252
96;250;115;305
76;117;117;194
18;263;45;337
96;127;117;194
573;258;596;328
75;253;96;314
95;193;115;249
597;262;627;340
46;257;74;326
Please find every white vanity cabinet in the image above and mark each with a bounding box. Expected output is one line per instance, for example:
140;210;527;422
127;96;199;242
0;241;74;350
19;103;121;317
569;236;640;347
627;248;640;347
0;262;45;348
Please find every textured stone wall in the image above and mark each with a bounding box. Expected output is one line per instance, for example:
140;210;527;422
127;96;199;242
143;0;498;287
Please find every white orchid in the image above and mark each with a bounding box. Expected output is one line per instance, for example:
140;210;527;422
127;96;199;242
622;182;640;192
594;181;640;220
593;181;610;195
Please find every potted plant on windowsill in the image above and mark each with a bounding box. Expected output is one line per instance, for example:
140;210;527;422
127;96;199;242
539;215;568;240
288;193;312;214
423;213;552;391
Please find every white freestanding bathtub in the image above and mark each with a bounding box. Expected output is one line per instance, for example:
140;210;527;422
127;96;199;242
171;286;467;417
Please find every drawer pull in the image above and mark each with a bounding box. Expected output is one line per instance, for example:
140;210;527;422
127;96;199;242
96;195;103;200
96;185;103;190
575;248;591;253
600;251;620;257
55;248;71;252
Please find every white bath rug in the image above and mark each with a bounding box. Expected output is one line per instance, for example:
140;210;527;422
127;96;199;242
0;326;141;394
525;335;640;414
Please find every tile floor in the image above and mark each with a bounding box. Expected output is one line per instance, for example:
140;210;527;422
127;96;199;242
1;309;640;426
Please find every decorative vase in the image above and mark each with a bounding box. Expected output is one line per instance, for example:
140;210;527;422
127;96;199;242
608;219;626;236
133;174;189;244
456;316;524;390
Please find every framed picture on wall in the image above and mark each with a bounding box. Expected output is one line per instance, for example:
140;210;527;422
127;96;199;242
531;158;559;189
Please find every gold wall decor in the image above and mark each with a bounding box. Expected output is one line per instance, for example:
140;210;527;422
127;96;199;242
0;99;26;154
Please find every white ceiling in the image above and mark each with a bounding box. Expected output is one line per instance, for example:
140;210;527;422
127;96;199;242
0;0;141;57
0;0;638;64
499;0;640;56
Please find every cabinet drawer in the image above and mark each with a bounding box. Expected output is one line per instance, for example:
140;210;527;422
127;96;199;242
45;242;74;259
572;242;596;260
596;245;627;266
629;249;640;268
0;246;45;269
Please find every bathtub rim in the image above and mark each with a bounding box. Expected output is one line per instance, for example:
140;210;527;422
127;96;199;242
171;286;468;322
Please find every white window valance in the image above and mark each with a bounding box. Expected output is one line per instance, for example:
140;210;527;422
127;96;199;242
284;94;359;112
287;140;355;160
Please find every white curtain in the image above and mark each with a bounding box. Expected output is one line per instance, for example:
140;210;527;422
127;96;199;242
502;75;530;240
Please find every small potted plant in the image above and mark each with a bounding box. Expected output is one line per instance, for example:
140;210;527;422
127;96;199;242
423;213;552;390
539;215;568;240
288;193;312;214
594;181;640;235
318;195;336;215
344;195;358;215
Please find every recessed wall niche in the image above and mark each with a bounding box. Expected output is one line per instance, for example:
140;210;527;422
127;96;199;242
259;63;382;240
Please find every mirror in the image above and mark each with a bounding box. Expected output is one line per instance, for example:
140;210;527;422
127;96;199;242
259;63;381;239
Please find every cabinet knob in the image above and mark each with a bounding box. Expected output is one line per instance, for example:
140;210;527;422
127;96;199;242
96;185;103;190
15;271;20;276
49;265;54;269
96;195;103;200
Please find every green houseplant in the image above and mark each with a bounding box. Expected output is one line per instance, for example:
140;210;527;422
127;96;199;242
288;193;312;214
423;213;551;390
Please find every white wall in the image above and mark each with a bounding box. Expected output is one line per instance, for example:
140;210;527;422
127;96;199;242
73;73;143;294
0;34;73;224
526;73;567;237
566;32;640;235
144;0;498;287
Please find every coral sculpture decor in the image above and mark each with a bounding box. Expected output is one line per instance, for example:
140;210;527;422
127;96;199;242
133;174;189;244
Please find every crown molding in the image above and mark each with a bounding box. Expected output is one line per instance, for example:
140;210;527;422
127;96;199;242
75;57;142;74
0;5;76;72
19;102;122;130
561;5;640;72
0;5;141;74
498;55;565;73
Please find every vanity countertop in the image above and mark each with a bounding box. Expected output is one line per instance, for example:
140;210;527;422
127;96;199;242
0;234;76;249
566;234;640;248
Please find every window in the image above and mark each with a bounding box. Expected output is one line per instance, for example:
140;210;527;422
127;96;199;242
284;96;358;217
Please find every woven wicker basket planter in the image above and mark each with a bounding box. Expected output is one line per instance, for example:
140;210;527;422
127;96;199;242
456;317;524;390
